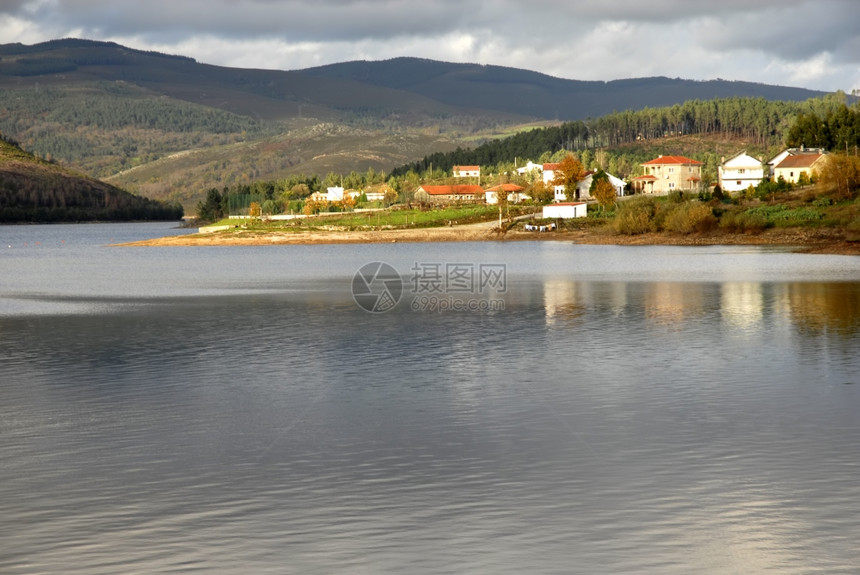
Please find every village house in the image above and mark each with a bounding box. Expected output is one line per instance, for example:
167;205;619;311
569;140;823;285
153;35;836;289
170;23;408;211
576;171;627;200
361;183;396;203
771;152;828;184
541;163;568;200
325;186;345;202
453;165;481;179
718;152;766;193
485;183;529;205
767;147;826;174
632;155;703;195
543;202;587;219
516;161;543;177
414;184;484;204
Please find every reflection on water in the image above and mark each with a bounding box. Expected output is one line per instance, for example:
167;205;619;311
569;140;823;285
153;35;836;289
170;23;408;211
543;278;860;340
785;281;860;335
1;226;859;574
721;282;764;329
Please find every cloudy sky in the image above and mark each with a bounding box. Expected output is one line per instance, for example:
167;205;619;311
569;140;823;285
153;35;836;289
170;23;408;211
1;0;858;92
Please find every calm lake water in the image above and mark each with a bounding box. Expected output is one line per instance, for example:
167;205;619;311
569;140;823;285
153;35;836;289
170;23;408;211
1;222;859;574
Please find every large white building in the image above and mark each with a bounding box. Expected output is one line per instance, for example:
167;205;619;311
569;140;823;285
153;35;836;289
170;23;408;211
718;152;766;193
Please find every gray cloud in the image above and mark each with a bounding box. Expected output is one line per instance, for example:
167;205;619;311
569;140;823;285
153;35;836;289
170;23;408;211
1;0;857;91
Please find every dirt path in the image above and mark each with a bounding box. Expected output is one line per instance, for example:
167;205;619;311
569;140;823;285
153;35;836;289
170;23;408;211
117;224;860;255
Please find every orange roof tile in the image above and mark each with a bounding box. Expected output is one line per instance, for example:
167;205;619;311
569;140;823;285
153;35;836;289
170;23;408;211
775;153;824;169
419;185;484;195
486;183;525;192
642;155;703;166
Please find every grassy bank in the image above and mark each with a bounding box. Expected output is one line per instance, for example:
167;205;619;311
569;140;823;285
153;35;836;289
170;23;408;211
210;204;521;231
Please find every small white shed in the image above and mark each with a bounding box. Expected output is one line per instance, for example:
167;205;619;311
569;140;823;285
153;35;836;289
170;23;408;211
543;202;587;219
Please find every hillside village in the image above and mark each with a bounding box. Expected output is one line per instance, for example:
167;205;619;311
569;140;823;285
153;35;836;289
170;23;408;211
292;146;834;221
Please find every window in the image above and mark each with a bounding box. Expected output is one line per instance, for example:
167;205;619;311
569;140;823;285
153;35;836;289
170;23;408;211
668;167;675;173
737;181;742;185
738;169;745;175
668;182;676;189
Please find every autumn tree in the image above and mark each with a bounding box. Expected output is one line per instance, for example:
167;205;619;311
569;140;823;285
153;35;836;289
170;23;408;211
816;153;860;200
592;177;617;212
552;154;586;201
339;192;356;211
383;187;398;206
302;198;327;215
531;180;554;204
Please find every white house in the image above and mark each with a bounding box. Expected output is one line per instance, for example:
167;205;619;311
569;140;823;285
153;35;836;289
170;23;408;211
541;162;568;201
453;165;481;178
516;161;543;176
718;152;766;193
577;171;627;200
543;202;587;219
550;171;626;202
326;186;345;202
325;187;360;202
485;183;529;205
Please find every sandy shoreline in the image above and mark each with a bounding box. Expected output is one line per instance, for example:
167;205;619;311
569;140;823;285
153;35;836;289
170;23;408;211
118;224;860;255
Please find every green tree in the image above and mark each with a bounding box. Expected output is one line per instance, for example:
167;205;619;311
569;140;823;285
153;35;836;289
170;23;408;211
196;188;224;222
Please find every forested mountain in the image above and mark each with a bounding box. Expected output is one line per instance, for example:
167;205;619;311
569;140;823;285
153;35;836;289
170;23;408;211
0;134;183;222
300;58;828;120
392;95;860;178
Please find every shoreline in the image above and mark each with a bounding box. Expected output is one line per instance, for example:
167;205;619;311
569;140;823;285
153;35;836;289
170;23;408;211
119;225;860;255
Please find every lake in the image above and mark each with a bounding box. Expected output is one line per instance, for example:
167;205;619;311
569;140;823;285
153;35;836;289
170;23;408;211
1;222;859;574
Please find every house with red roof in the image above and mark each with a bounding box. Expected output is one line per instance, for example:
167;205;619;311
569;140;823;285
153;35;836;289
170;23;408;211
414;184;484;204
453;165;481;178
632;155;703;195
485;183;529;205
772;152;828;184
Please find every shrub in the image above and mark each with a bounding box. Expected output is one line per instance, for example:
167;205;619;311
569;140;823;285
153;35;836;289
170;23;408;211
719;211;769;233
847;218;860;242
667;190;687;203
612;196;657;235
743;204;824;226
663;202;718;234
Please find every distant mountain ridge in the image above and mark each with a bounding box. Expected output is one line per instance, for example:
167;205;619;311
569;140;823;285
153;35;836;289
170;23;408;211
0;39;830;123
298;57;829;120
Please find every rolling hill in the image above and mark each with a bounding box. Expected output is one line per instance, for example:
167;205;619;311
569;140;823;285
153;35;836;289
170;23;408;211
0;135;182;222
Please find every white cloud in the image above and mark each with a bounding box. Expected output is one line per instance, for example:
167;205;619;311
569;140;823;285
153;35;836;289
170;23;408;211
1;0;857;91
